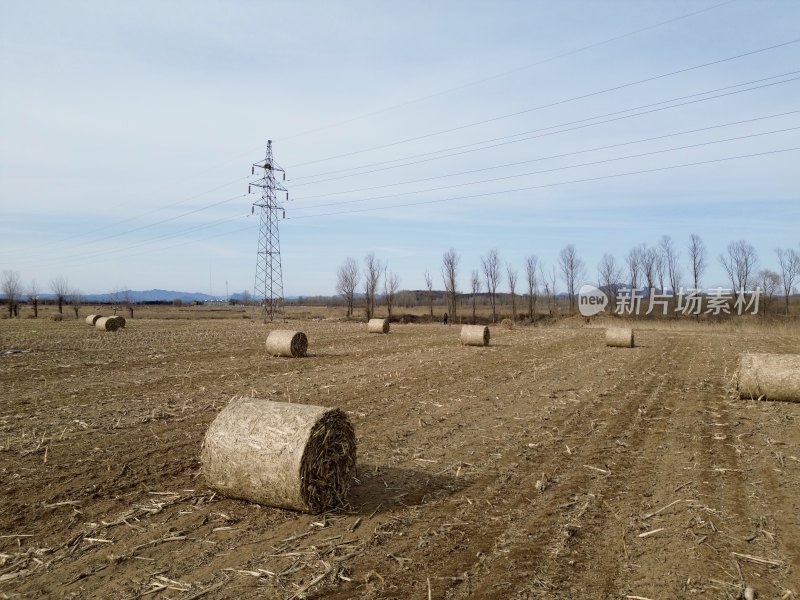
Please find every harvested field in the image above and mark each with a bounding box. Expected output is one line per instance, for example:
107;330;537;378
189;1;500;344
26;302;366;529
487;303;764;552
1;316;799;599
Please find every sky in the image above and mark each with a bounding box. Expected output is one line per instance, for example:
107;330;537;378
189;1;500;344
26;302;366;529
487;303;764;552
1;0;798;297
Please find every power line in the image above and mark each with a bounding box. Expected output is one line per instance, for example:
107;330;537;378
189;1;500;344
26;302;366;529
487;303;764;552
288;71;800;185
287;147;800;219
274;0;740;144
291;110;800;201
13;212;253;271
286;39;800;169
8;192;249;263
289;127;800;211
51;175;250;246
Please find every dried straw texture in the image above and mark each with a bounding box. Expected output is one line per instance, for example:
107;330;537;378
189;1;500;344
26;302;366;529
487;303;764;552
500;318;513;330
111;315;126;328
85;314;102;326
266;330;308;357
737;353;800;402
95;316;120;332
201;397;357;513
461;325;490;346
367;318;390;334
51;313;63;322
606;327;634;348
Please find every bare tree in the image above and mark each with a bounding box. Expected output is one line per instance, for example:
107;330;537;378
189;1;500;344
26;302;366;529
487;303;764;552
687;234;706;290
441;248;460;320
50;276;69;314
654;249;666;291
641;246;658;293
757;269;781;316
506;263;519;321
1;270;22;318
69;288;82;319
558;244;585;313
626;244;645;291
383;268;400;319
28;279;39;318
470;269;481;323
597;253;622;312
659;235;681;292
109;288;121;314
719;240;758;292
424;270;434;319
122;288;135;318
336;257;360;318
525;255;539;323
241;289;252;306
540;263;557;315
363;253;382;320
776;248;800;315
481;249;501;323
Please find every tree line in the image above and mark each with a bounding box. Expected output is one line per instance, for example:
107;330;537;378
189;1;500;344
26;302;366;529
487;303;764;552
335;235;800;322
0;273;137;319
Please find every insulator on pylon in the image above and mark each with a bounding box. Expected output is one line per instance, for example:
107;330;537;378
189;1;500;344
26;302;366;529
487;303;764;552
251;206;254;215
286;192;288;200
248;185;251;194
251;166;254;175
283;172;285;180
283;209;286;219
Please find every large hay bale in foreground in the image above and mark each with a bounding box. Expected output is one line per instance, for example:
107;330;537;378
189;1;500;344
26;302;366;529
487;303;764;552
95;316;120;332
201;397;357;513
500;318;513;330
85;314;102;326
606;327;634;348
737;353;800;402
461;325;490;346
367;318;390;334
51;313;63;322
111;315;126;328
266;330;308;357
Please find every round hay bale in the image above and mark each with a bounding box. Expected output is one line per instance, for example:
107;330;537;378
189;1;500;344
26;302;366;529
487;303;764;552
201;396;357;513
606;327;634;348
367;318;390;334
737;352;800;402
95;316;120;332
461;324;490;346
500;318;513;330
266;330;308;357
85;314;102;326
111;315;126;328
51;313;63;322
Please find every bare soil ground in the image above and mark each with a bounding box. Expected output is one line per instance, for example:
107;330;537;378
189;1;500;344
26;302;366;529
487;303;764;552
1;314;799;599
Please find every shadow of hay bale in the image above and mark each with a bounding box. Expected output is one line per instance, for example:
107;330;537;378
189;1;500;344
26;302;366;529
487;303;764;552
345;463;467;516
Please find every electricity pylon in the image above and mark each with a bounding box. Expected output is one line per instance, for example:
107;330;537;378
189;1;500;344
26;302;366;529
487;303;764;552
249;140;287;322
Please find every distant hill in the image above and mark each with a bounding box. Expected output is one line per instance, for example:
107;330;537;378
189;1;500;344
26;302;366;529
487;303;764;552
37;289;219;303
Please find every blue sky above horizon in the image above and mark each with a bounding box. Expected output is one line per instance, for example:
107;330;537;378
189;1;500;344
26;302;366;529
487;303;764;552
1;0;798;296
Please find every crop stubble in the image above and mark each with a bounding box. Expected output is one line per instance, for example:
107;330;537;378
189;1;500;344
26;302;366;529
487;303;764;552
0;318;798;599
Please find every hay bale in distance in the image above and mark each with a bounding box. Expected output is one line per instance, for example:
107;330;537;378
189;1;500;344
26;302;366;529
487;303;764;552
606;327;634;348
461;324;490;346
201;396;357;513
111;315;126;328
51;313;63;322
266;330;308;357
737;352;800;402
367;318;390;334
500;318;513;330
95;316;120;332
85;314;102;326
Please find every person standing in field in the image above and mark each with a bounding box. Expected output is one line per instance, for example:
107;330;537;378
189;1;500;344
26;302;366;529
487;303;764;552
443;312;448;325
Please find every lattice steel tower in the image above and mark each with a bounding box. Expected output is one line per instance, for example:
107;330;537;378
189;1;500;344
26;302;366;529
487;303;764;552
249;140;288;322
